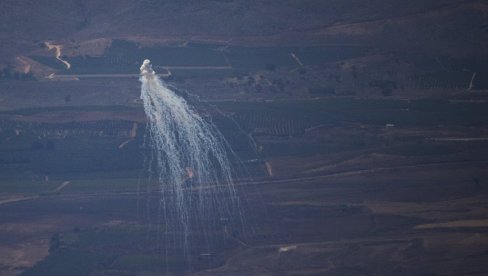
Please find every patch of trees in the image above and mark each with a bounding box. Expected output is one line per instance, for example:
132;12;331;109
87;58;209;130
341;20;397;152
369;80;397;96
0;157;29;164
30;140;56;151
49;233;60;253
308;87;335;96
265;63;276;71
0;67;35;81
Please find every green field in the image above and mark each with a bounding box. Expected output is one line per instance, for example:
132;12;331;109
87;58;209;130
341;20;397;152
0;96;487;197
30;41;371;77
219;98;488;129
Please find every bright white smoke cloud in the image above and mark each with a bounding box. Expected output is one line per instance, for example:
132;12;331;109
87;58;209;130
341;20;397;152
139;59;240;251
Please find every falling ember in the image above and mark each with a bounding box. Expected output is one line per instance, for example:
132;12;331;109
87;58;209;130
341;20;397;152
139;59;241;253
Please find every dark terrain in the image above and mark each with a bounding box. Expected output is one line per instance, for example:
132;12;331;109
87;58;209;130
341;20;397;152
1;0;488;275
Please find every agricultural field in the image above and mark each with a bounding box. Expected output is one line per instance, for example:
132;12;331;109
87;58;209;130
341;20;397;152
0;95;487;274
1;0;488;275
29;40;371;75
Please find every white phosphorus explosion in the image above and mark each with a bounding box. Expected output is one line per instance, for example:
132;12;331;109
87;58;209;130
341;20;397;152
139;59;240;253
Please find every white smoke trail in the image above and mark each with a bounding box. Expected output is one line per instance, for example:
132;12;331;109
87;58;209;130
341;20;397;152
139;59;239;252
